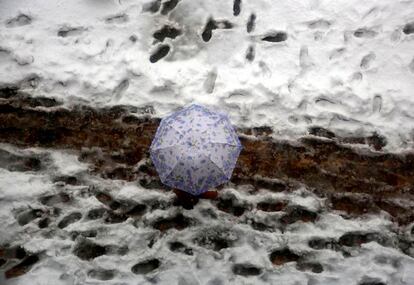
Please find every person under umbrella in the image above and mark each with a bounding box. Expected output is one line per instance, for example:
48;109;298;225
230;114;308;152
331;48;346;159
150;104;242;208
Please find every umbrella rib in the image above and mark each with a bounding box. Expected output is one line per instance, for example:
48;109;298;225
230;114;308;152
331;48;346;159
150;143;181;152
201;152;230;180
161;158;180;183
207;141;241;148
209;115;241;147
150;145;183;181
170;124;186;137
202;143;242;179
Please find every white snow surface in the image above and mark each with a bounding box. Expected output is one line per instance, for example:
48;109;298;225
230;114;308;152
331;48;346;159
1;0;414;151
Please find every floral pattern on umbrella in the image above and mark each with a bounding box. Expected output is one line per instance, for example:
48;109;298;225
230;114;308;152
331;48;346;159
150;104;242;195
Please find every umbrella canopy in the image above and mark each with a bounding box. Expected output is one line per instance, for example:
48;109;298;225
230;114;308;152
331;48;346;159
150;104;242;195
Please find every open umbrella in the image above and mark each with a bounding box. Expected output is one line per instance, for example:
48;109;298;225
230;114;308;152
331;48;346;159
150;104;242;196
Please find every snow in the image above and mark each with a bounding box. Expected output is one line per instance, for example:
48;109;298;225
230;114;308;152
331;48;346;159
0;144;412;284
1;0;414;284
1;0;414;151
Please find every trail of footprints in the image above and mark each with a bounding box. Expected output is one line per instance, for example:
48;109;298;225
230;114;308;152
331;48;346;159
143;0;288;63
2;1;414;81
141;0;414;69
2;3;414;280
0;146;413;283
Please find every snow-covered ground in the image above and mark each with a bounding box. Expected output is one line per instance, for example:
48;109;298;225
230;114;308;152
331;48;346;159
1;0;414;284
0;143;413;285
1;0;414;151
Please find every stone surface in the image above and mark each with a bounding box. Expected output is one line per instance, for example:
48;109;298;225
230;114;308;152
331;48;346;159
0;92;413;225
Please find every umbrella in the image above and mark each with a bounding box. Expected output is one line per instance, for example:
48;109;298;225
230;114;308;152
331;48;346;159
150;104;242;196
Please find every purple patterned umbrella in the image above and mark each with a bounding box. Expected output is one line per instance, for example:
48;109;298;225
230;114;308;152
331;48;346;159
150;104;242;196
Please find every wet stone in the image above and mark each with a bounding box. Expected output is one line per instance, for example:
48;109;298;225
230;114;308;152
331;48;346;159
199;207;218;219
280;206;318;225
34;129;62;145
0;86;19;98
125;203;147;216
338;232;383;247
1;246;27;259
139;178;166;190
13;247;27;259
5;255;40;279
217;196;248;217
173;189;199;210
52;175;79;185
122;115;142;124
250;220;273;232
194;228;238;251
308;237;340;251
330;195;377;216
374;255;401;267
95;192;120;210
253;177;287;192
296;261;323;273
169;241;193;255
17;96;61;108
70;230;98;240
73;239;107;260
112;200;137;214
145;198;171;211
367;132;387;151
131;259;160;274
52;207;62;216
39;193;70;206
232;264;262;276
38;217;50;228
104;211;128;224
397;237;413;257
17;209;43;226
58;212;82;229
117;246;129;256
0;149;42;172
257;201;286;212
152;214;191;231
2;93;414;229
87;208;106;220
308;126;336;139
248;126;273;136
269;248;300;266
103;166;136;181
88;268;116;281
